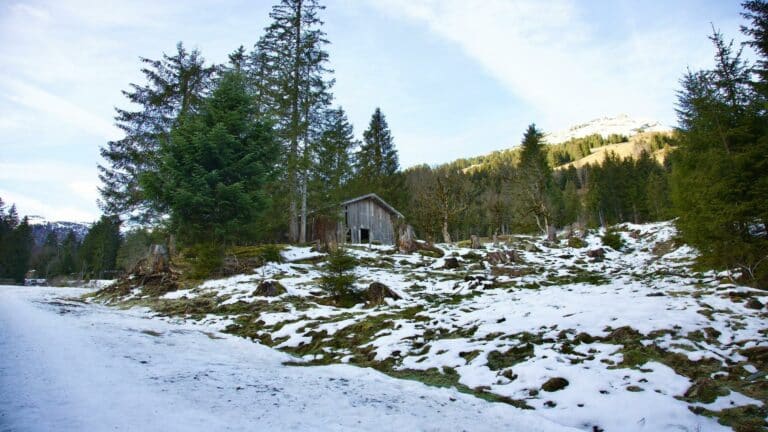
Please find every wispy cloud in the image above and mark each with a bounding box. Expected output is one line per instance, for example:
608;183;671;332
369;0;724;131
0;188;97;222
1;78;121;140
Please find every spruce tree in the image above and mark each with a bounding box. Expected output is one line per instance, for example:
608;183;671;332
310;106;356;209
98;43;216;222
352;107;403;207
672;17;768;286
141;71;279;251
357;107;399;179
256;0;334;243
79;216;122;279
514;124;556;238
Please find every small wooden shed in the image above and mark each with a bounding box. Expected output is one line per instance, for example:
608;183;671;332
341;193;404;244
308;193;404;245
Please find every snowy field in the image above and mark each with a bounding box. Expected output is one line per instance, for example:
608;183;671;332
91;221;768;431
5;221;767;431
0;286;572;432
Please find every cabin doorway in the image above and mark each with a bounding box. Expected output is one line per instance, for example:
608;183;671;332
360;228;370;243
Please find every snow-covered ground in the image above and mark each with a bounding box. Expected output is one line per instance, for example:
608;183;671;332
0;286;573;432
544;114;671;144
90;221;768;431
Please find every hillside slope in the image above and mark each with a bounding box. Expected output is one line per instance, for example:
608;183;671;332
544;114;671;145
94;222;768;432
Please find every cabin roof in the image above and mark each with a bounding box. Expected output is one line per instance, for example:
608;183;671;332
340;193;404;219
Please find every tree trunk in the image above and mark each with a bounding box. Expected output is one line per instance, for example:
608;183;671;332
547;224;557;242
299;172;307;243
470;235;481;249
287;1;303;243
442;215;451;243
289;199;298;243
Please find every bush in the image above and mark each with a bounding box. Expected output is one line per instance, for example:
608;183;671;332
567;237;586;248
602;230;625;251
320;248;361;307
186;243;224;279
259;244;284;263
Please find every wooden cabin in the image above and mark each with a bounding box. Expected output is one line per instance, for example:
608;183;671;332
308;193;404;245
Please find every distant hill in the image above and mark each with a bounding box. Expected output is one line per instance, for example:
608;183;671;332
28;217;90;246
544;114;671;145
456;115;675;173
555;131;675;170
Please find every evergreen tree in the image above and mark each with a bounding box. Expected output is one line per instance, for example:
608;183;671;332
31;231;59;278
742;1;768;97
310;106;356;210
5;217;33;283
560;180;581;227
0;202;32;282
58;231;80;278
514;124;557;238
79;216;122;280
98;42;216;222
357;107;399;179
671;18;768;286
256;0;334;243
351;107;403;207
141;71;279;251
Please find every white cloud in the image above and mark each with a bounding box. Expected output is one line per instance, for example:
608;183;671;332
0;78;121;140
369;0;717;131
0;188;96;222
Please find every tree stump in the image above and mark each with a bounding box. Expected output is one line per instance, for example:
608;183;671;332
470;235;481;249
398;224;417;253
546;225;557;242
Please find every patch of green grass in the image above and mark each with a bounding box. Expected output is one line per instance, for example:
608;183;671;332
543;267;609;286
459;350;481;364
690;404;768;432
486;343;534;371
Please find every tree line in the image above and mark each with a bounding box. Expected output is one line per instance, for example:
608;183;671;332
2;0;764;287
0;201;123;283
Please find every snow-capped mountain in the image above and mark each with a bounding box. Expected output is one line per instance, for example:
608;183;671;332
28;217;91;246
545;114;672;144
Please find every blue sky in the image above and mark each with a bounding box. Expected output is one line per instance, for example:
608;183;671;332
0;0;748;221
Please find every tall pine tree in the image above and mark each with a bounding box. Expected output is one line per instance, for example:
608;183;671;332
141;71;279;250
514;124;557;239
256;0;334;243
357;107;399;179
672;15;768;286
310;106;356;209
98;43;216;222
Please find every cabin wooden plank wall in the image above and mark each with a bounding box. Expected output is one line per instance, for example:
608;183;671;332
343;198;396;244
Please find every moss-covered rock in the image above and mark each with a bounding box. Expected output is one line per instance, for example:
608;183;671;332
541;377;569;392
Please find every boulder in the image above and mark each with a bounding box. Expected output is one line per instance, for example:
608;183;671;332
541;377;569;392
366;282;402;306
485;250;523;265
443;257;460;269
485;251;507;265
587;248;605;260
253;280;286;297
